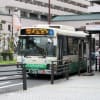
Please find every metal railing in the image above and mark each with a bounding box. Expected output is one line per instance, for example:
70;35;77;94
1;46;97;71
51;60;70;84
78;57;87;76
95;56;100;72
0;64;27;90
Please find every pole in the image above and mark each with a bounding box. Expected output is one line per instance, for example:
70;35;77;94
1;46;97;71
51;61;54;84
83;34;94;76
22;64;27;90
48;0;51;25
89;34;92;72
99;33;100;71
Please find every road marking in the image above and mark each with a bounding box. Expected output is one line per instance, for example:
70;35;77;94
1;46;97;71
0;81;11;85
0;83;23;89
0;77;8;80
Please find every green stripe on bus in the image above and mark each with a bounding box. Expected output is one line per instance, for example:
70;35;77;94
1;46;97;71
25;64;47;69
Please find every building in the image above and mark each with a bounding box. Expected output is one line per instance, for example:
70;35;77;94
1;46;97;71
0;0;90;53
87;0;100;46
52;0;100;31
88;0;100;13
52;0;100;47
0;0;90;27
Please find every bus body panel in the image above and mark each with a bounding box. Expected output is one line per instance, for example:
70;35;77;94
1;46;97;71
17;25;88;75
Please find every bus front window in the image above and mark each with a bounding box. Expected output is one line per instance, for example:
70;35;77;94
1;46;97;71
46;38;55;56
17;36;56;57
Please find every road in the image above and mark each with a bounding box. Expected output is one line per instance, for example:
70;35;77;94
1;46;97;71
0;65;50;94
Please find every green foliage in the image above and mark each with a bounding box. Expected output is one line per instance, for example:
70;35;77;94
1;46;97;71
8;37;14;53
1;52;13;61
0;60;16;64
1;36;14;61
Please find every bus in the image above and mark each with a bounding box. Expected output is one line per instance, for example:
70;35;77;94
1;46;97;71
17;25;88;76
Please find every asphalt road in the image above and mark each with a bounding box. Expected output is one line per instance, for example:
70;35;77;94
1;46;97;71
0;65;50;94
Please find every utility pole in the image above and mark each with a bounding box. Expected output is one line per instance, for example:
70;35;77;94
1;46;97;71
48;0;51;25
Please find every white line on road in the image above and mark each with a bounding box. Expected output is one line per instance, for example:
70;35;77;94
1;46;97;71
0;81;11;85
0;83;23;89
0;77;8;80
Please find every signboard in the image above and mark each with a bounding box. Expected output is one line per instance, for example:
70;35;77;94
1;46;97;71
21;28;54;36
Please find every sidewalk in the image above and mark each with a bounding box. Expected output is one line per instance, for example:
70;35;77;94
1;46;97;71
0;71;100;100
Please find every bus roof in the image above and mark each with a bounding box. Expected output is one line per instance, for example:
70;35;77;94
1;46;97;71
33;24;75;31
33;24;88;37
20;26;88;38
56;29;88;38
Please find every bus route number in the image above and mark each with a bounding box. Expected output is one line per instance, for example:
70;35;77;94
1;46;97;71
25;28;48;35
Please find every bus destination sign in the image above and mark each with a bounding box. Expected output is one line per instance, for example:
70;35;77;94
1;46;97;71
21;28;54;36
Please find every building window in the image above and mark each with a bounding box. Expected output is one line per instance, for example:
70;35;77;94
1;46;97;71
21;11;27;18
30;13;38;19
8;9;11;15
57;0;88;8
41;15;48;21
0;24;2;30
15;0;85;15
8;24;11;32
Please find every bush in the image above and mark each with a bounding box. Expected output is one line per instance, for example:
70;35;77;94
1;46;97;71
1;52;13;61
1;53;6;61
8;53;13;60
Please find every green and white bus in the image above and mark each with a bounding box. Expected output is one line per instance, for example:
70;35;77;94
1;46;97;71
17;25;88;76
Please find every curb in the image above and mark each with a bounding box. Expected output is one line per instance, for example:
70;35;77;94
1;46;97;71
0;64;17;67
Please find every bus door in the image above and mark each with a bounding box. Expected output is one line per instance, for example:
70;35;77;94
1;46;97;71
78;40;84;59
57;35;63;62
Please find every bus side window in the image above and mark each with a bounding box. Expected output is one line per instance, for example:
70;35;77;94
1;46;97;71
63;36;67;56
73;39;78;55
67;37;73;55
67;37;78;55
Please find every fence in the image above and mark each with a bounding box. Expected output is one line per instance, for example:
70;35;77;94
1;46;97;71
51;60;70;84
0;64;27;90
95;56;100;72
78;57;87;75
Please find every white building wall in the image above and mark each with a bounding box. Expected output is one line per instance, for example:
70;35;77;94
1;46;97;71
0;14;47;30
72;0;90;5
37;0;89;13
21;18;47;27
0;0;90;15
1;0;73;15
88;5;100;13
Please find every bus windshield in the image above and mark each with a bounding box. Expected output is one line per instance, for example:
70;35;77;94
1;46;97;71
17;36;56;57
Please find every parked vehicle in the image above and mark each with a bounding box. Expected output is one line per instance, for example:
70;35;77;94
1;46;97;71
17;25;88;76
